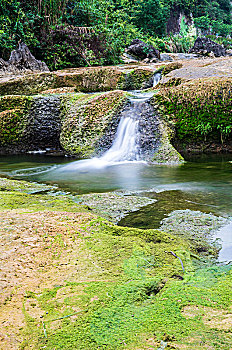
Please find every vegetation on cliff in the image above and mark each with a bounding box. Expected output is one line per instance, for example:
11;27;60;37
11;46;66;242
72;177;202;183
0;0;231;70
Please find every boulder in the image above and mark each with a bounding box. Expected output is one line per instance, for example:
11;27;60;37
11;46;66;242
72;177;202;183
189;37;226;57
126;39;160;61
0;42;49;76
160;53;174;62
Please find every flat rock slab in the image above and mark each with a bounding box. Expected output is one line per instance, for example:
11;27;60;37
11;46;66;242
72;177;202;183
79;192;156;222
160;57;232;84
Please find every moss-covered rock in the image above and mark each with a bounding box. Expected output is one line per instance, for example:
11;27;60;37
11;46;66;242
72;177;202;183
0;72;56;96
0;66;156;96
151;117;184;164
0;94;61;153
155;62;183;76
118;68;154;90
155;77;232;147
0;95;32;147
60;90;127;157
1;178;231;350
56;67;122;92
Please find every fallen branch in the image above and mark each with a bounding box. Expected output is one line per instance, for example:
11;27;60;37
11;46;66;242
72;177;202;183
168;251;185;272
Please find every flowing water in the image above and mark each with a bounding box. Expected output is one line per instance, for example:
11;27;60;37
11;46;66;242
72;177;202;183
0;82;231;263
1;154;232;261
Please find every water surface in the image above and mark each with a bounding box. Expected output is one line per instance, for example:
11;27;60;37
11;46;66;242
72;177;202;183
0;153;232;262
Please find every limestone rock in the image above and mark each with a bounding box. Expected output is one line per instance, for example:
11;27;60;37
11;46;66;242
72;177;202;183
160;53;174;62
189;37;226;57
0;66;155;95
126;39;160;61
120;53;139;64
0;42;49;77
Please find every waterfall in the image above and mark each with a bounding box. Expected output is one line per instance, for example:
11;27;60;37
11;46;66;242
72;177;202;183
153;72;161;87
58;72;161;171
100;117;139;162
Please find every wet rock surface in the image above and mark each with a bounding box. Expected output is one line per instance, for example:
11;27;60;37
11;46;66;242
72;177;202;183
79;192;156;222
137;101;161;160
160;209;229;255
27;96;61;150
0;95;62;154
98;97;162;161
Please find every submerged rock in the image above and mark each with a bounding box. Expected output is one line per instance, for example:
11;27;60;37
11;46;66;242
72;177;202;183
79;192;156;223
160;209;229;256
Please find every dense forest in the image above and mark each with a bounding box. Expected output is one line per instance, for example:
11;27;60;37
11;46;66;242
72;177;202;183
0;0;232;69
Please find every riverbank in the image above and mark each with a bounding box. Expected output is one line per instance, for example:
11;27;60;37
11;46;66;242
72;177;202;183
0;177;232;349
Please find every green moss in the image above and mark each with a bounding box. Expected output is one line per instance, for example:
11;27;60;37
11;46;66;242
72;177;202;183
1;178;231;350
0;95;32;145
155;62;183;76
0;177;55;192
71;67;122;92
0;191;88;212
160;77;183;87
0;72;56;96
0;66;165;96
60;90;127;157
22;216;232;349
118;68;154;90
155;77;232;144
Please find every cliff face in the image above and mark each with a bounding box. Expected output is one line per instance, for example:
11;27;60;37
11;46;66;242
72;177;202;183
166;5;193;34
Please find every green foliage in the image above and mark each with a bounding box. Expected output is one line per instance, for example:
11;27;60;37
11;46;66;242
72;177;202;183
195;122;212;141
156;78;232;144
0;0;231;69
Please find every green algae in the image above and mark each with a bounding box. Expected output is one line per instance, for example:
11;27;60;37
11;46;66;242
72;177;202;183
118;68;154;90
22;219;232;349
79;192;155;223
1;178;231;350
155;77;232;145
0;95;32;146
22;216;194;350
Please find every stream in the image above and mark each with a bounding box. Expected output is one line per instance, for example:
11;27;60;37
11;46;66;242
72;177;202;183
0;154;232;263
0;87;232;264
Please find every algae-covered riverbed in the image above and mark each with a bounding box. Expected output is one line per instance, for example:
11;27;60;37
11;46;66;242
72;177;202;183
0;154;232;350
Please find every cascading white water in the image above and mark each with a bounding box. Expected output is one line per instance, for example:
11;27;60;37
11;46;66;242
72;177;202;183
100;117;139;162
59;112;141;171
153;72;161;87
56;72;161;171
